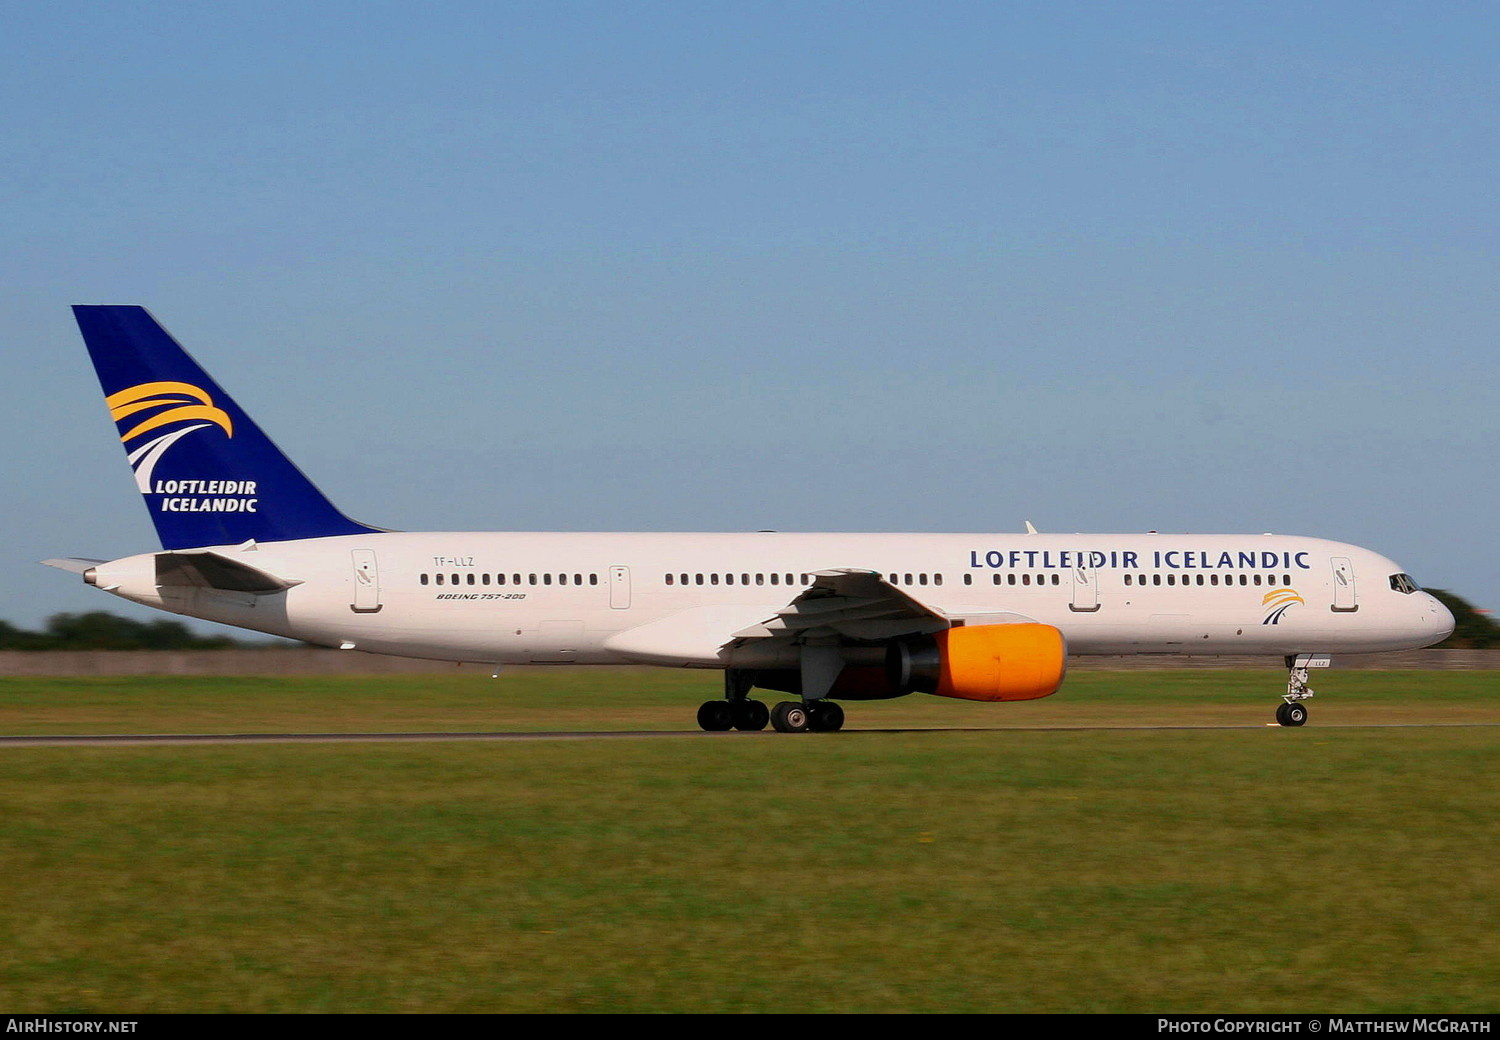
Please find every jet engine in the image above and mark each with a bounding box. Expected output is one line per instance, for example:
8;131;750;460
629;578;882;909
885;623;1066;702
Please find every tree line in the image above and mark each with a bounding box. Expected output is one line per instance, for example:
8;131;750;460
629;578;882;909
1425;590;1500;649
0;612;266;650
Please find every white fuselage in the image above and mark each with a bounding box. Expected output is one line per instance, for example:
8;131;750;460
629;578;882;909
89;531;1454;667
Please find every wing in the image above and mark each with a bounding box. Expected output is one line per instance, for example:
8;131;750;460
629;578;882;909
602;569;1036;679
728;568;950;643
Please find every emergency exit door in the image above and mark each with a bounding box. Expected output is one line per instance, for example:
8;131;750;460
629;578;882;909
1070;562;1100;612
609;566;631;609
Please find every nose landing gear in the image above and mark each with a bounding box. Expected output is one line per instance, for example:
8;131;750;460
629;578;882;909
1276;654;1330;727
1275;701;1308;727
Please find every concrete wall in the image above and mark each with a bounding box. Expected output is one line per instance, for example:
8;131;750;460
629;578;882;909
0;648;1495;676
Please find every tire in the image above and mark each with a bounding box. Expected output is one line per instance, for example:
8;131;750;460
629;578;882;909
697;700;734;732
730;699;769;731
1275;703;1292;726
807;700;845;732
1285;703;1308;727
770;701;810;733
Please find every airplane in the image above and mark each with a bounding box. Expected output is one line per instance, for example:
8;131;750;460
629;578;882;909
43;306;1456;732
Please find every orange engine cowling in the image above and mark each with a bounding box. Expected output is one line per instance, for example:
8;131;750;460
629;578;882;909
885;623;1067;702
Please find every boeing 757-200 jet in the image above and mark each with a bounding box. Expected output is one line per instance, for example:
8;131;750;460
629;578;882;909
44;307;1455;731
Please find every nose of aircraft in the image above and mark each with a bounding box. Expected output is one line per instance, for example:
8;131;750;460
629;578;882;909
1423;594;1456;643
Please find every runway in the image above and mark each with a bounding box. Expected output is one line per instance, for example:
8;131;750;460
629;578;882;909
2;722;1497;748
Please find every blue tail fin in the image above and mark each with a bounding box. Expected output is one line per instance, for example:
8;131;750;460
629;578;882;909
73;306;382;549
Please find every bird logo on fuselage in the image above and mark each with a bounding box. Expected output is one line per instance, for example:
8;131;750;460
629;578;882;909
1261;587;1305;625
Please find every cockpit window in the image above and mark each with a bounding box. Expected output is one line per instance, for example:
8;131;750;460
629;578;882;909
1389;573;1421;594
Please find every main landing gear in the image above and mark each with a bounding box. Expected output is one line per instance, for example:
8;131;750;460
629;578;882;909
696;698;769;732
1275;654;1330;727
696;670;845;733
697;669;770;732
769;699;844;733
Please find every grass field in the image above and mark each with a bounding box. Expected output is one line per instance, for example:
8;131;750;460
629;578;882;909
0;669;1496;1013
2;666;1498;735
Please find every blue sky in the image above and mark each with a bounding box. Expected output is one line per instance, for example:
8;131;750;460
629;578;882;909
4;1;1496;629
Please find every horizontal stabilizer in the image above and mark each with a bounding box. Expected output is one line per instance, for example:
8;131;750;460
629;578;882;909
155;551;300;594
40;557;106;574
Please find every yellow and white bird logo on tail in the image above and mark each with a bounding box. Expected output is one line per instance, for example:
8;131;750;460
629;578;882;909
106;381;234;493
1261;587;1305;625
